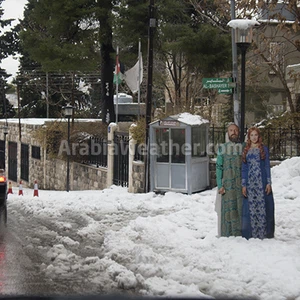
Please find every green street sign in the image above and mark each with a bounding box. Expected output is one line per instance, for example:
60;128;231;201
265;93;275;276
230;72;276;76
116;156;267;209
202;78;233;89
218;88;233;94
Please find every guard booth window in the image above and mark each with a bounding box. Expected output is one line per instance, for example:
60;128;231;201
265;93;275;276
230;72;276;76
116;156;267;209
156;128;169;163
155;128;186;163
192;126;207;157
171;129;185;163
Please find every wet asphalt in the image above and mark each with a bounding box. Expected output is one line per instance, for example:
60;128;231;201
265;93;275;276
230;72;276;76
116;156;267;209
0;226;52;296
0;201;146;299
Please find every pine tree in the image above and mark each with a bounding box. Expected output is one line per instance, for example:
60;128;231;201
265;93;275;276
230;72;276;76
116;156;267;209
18;0;115;121
0;0;18;119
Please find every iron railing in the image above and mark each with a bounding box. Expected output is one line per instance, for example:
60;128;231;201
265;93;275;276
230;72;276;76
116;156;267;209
82;137;108;168
113;132;129;187
83;126;299;168
209;125;300;160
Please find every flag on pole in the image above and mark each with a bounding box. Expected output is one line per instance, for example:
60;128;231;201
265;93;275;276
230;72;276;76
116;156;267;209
113;53;123;85
124;55;143;94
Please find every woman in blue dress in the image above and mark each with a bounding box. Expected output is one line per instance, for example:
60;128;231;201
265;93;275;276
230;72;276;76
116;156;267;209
241;127;275;239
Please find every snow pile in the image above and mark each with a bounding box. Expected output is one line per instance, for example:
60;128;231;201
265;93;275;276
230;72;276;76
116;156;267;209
7;157;300;299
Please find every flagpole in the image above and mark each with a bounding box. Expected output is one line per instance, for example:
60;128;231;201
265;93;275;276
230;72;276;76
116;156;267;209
116;46;119;124
138;39;141;120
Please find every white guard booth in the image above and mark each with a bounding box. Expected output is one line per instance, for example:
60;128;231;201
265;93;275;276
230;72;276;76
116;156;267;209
149;112;210;194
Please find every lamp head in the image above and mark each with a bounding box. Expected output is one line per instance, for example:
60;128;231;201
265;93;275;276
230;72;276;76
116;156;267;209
227;19;260;45
3;125;8;135
63;105;73;118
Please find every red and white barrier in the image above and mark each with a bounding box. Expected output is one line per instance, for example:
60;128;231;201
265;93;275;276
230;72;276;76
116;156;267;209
19;180;23;196
7;181;13;194
33;180;39;197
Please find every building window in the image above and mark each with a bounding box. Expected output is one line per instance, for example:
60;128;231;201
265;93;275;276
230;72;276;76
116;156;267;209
32;145;41;159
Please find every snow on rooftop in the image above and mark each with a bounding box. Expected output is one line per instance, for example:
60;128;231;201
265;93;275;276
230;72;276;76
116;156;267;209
0;118;102;126
227;19;260;29
174;112;209;125
286;63;300;69
258;19;296;24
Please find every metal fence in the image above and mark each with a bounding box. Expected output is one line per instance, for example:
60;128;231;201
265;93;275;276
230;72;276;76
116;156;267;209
113;132;129;187
260;127;300;160
82;137;108;168
209;126;300;160
83;126;299;168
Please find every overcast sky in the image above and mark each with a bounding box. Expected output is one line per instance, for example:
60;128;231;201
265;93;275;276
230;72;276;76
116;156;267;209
1;0;28;82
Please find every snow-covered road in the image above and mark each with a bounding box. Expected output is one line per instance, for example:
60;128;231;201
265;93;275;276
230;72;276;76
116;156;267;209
7;191;173;296
4;157;300;299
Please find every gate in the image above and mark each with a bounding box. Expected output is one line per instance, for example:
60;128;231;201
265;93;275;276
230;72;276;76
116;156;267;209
0;140;5;170
21;143;29;181
8;142;17;182
113;132;129;187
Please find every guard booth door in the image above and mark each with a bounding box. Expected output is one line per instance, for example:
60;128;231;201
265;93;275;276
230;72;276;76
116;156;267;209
154;127;186;191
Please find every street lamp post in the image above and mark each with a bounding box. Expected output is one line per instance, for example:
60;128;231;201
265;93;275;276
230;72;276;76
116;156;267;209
63;105;73;192
3;125;8;143
227;19;259;142
238;42;250;142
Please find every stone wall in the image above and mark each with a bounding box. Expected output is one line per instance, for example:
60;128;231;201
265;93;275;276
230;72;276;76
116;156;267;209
44;159;67;190
72;162;107;190
1;120;108;191
30;155;45;188
3;122;46;188
42;159;107;191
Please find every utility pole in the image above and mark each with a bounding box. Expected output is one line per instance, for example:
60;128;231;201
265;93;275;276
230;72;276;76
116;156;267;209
17;82;22;141
230;0;240;128
46;72;49;118
144;0;155;192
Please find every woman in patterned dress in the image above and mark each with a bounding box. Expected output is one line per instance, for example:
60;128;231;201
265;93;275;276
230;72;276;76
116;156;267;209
241;127;275;239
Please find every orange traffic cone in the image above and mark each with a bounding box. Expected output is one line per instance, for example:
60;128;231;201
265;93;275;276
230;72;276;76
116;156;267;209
19;181;23;196
33;180;39;197
7;181;13;194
